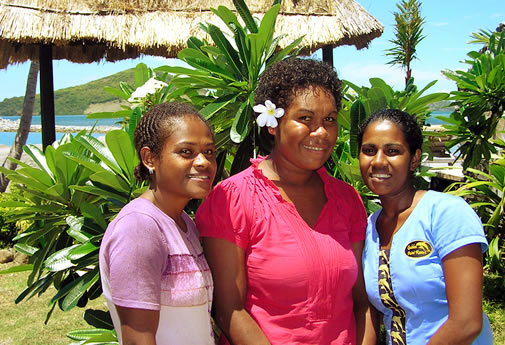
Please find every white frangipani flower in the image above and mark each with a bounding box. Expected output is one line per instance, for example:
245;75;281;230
128;77;168;103
253;100;284;128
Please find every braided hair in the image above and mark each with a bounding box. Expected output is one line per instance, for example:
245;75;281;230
133;102;213;182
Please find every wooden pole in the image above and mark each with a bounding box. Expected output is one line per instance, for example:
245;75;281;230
322;45;334;67
39;44;56;149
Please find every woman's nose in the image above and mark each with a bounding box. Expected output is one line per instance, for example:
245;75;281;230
194;153;210;167
371;150;387;166
310;124;329;139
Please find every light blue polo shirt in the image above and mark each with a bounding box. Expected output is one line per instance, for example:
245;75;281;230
362;190;493;345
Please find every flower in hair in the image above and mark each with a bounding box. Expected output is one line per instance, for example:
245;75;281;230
253;100;284;128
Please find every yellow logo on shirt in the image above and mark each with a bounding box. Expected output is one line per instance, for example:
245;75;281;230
405;240;433;258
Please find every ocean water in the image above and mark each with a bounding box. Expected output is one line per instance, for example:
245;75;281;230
427;111;452;125
0;114;121;146
0;131;106;146
3;114;122;127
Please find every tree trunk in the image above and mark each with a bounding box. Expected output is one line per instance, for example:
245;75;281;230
0;61;40;192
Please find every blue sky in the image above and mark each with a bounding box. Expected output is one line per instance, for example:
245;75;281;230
0;0;503;102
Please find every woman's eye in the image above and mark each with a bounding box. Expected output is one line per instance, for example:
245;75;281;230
325;116;337;122
299;115;311;121
180;148;192;155
204;149;215;156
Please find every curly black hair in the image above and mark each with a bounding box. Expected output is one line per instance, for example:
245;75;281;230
133;102;213;182
255;57;342;113
358;109;423;155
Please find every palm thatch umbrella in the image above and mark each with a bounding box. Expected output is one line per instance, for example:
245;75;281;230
0;0;383;147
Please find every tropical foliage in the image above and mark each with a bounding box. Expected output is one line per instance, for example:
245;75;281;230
342;78;448;158
441;27;505;275
446;153;505;273
440;29;505;170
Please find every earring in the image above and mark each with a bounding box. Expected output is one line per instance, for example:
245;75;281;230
148;167;154;175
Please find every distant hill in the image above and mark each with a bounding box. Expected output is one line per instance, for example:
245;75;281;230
0;68;136;116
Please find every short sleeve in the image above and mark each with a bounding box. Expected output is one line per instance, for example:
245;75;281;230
196;181;250;250
105;213;168;310
349;187;367;243
431;194;488;258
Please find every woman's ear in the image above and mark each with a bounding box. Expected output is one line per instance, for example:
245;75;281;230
268;127;276;136
140;146;155;171
410;149;422;171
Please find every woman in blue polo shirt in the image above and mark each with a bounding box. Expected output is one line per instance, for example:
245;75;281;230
358;109;493;345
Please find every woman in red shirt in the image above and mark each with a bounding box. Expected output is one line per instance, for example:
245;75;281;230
196;58;374;345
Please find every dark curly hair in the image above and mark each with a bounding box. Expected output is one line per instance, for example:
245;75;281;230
133;102;213;182
358;109;423;155
255;57;342;114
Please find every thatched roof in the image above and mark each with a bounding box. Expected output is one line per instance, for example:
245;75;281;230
0;0;383;69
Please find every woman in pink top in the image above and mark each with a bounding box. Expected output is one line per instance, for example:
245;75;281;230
99;102;217;345
196;58;375;345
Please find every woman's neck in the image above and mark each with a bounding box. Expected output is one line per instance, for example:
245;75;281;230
264;151;318;187
379;186;418;218
141;188;188;231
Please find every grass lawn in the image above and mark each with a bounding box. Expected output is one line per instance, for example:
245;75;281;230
1;261;504;344
0;262;107;345
485;299;505;343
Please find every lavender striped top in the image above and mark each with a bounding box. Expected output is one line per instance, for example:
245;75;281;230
99;197;214;345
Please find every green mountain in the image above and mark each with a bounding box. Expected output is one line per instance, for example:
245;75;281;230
0;68;136;116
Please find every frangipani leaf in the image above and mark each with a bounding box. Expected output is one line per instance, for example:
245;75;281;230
61;269;99;311
105;130;136;181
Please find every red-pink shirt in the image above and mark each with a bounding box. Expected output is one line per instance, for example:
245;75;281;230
196;157;367;345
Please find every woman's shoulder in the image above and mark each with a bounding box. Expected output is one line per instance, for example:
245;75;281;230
198;166;257;217
421;190;472;210
113;198;155;220
107;198;174;236
115;198;165;220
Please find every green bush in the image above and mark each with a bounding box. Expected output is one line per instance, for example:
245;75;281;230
484;272;505;303
0;212;17;248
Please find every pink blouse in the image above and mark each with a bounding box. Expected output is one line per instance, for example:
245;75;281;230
196;157;367;344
